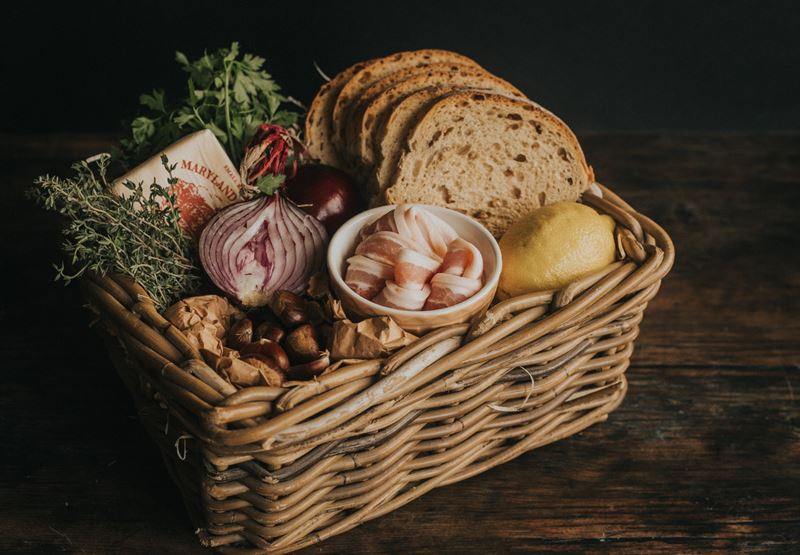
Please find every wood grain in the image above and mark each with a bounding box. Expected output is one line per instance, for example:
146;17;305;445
1;133;798;553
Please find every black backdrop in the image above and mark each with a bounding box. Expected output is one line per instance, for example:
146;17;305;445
3;0;799;133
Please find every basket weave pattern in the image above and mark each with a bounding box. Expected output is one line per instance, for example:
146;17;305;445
82;187;674;554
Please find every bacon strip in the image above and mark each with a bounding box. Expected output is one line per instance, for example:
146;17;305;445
373;280;431;310
395;248;441;290
413;206;459;258
440;238;484;279
361;205;458;260
423;273;483;311
360;210;397;239
345;255;394;300
355;231;414;266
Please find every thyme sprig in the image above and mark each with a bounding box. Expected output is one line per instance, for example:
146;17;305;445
29;154;202;309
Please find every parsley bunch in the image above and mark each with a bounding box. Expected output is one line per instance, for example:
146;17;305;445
29;155;203;310
117;42;301;168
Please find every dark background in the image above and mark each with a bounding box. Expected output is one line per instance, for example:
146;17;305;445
2;2;800;553
3;0;800;134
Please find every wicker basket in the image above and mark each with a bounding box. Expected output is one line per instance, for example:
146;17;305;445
81;186;673;554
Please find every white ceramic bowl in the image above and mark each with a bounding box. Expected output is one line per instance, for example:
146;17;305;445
327;205;502;334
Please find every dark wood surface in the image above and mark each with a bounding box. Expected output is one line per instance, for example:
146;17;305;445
1;133;798;553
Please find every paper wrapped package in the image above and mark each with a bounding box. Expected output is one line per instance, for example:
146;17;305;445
113;129;244;238
163;294;244;355
330;317;417;360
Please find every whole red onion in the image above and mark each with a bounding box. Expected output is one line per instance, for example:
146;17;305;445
284;164;364;235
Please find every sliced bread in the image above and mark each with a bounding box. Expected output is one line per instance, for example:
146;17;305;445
331;50;481;161
371;87;448;198
359;70;523;172
342;62;479;168
384;91;593;236
304;60;372;167
367;73;525;192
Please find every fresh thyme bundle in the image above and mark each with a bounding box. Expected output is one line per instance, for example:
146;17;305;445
117;42;301;169
29;154;202;309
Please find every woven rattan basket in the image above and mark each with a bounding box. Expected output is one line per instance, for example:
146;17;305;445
81;186;673;554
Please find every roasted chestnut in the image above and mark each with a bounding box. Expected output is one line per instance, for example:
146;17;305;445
240;339;290;370
284;324;322;364
286;353;331;381
269;291;309;328
254;321;286;343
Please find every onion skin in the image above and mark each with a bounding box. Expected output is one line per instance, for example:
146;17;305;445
284;164;363;235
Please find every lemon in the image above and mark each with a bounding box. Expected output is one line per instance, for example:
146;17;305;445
499;201;616;296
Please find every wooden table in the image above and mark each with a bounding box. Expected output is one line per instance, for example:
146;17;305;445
2;133;798;553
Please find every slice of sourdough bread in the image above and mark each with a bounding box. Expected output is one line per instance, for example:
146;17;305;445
369;75;527;194
359;70;524;173
384;91;593;236
305;60;372;167
372;87;448;198
331;50;481;161
342;62;480;169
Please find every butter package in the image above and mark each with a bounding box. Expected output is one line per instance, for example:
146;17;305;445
113;129;244;238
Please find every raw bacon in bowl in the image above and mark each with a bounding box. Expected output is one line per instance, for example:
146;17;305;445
345;205;484;310
328;204;502;333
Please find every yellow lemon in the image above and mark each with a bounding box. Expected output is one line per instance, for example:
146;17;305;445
499;201;616;296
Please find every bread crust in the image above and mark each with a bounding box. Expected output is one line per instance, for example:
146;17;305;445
359;70;524;171
331;50;482;163
342;62;481;168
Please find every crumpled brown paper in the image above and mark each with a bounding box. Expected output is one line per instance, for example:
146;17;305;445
330;317;417;360
308;272;416;360
329;299;347;321
201;348;283;387
164;295;243;356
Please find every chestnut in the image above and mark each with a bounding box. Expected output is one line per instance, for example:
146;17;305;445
254;321;286;343
284;324;322;364
240;339;290;370
242;356;285;387
270;291;309;328
286;353;331;381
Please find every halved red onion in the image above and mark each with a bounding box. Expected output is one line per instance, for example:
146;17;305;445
199;193;327;307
